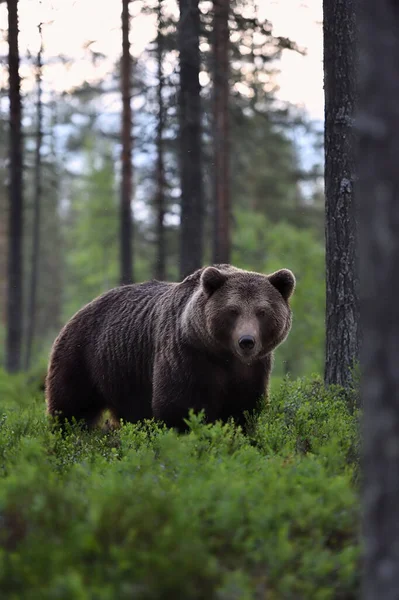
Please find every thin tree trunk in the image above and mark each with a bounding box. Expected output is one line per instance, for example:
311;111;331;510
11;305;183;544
178;0;203;279
6;0;24;373
120;0;133;285
323;0;359;388
46;96;62;336
155;0;166;281
25;23;43;370
358;2;399;598
212;0;230;264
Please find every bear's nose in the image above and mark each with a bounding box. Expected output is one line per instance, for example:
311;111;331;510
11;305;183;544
238;335;255;351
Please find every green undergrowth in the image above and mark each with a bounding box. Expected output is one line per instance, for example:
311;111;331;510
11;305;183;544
0;370;361;599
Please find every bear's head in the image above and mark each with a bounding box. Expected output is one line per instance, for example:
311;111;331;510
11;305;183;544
184;264;295;363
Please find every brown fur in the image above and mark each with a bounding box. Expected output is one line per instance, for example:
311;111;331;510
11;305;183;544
45;264;295;432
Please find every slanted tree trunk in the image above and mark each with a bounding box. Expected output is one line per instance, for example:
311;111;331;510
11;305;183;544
212;0;230;264
154;0;166;281
323;0;359;388
358;2;399;598
6;0;24;373
120;0;133;285
178;0;203;279
25;23;43;370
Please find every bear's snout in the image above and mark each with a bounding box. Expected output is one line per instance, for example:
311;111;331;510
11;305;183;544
234;325;260;361
238;335;255;351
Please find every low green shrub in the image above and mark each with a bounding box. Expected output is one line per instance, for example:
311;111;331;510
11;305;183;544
0;375;360;599
253;376;360;477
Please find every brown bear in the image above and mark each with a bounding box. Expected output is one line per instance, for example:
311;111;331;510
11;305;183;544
45;264;295;432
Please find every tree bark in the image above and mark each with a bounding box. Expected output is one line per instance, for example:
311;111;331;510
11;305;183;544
25;23;43;370
120;0;133;285
358;2;399;598
323;0;359;388
155;0;166;281
178;0;204;279
212;0;230;264
6;0;24;373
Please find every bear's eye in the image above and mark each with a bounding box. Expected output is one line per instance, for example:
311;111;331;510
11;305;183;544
257;308;267;318
227;307;239;317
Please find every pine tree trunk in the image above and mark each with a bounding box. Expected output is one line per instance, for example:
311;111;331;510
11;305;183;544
358;2;399;598
6;0;24;373
120;0;133;285
323;0;359;388
178;0;203;279
212;0;230;264
155;0;166;281
25;23;43;370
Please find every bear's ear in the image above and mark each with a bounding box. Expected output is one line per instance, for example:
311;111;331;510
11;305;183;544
268;269;296;301
201;267;227;297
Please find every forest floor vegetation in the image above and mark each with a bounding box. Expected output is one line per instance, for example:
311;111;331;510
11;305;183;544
0;370;360;599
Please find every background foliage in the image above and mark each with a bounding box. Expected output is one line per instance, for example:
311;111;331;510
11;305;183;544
0;0;324;377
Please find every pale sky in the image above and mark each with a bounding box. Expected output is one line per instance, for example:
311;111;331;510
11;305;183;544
0;0;323;121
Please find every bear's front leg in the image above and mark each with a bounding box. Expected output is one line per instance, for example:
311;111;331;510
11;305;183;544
152;358;219;432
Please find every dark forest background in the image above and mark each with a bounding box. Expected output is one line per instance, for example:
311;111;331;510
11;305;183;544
0;0;324;380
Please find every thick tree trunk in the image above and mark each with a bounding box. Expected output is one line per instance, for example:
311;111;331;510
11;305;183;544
120;0;133;285
358;2;399;598
6;0;24;373
212;0;230;264
178;0;203;279
155;0;166;281
25;23;43;370
323;0;359;388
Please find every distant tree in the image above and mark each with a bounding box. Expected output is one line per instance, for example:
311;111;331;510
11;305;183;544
120;0;134;284
6;0;24;373
323;0;358;388
154;0;166;280
178;0;203;278
358;2;399;598
25;23;43;370
212;0;230;263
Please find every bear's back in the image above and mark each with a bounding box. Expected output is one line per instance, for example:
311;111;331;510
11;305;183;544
85;279;174;345
52;280;174;371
